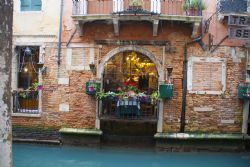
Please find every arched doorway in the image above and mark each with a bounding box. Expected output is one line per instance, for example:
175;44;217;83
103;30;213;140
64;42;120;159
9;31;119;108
96;46;164;134
103;51;158;94
98;47;161;120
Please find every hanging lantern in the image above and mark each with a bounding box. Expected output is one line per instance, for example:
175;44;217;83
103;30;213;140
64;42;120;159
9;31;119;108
19;46;37;73
247;65;250;75
24;47;32;57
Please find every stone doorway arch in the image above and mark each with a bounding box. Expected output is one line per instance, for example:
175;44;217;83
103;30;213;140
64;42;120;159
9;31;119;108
97;45;164;81
95;45;164;133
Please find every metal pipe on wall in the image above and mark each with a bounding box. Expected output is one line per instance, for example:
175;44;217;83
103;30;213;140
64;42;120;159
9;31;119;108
57;0;64;65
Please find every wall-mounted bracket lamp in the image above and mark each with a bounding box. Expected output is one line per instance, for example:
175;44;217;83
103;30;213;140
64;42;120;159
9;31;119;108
89;63;96;75
166;65;173;84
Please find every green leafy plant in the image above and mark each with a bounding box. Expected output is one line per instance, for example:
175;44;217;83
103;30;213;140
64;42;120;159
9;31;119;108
129;0;144;7
96;91;108;100
182;0;206;11
150;91;159;104
91;82;100;92
19;82;42;98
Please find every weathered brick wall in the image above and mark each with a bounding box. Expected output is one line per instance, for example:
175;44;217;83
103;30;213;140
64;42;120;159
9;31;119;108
12;21;246;134
162;39;186;132
184;44;246;133
12;46;97;129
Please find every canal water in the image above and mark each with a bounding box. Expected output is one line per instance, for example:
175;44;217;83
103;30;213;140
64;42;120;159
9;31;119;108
13;143;250;167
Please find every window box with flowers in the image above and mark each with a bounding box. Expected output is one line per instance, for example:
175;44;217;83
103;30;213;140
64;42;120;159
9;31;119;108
19;82;43;99
238;85;250;100
95;85;159;104
159;84;173;99
86;81;101;95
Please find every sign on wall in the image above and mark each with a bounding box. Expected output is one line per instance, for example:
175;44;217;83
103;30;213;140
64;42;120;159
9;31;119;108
228;27;250;39
228;15;250;26
228;15;250;39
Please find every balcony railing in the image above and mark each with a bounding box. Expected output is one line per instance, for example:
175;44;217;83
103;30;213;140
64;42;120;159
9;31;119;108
98;96;159;121
72;0;202;16
12;90;39;114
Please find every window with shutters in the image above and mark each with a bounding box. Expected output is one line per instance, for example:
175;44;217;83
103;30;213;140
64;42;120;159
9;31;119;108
20;0;42;11
187;57;226;94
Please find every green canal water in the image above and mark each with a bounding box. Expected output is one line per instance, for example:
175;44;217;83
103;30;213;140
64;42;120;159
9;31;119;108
13;143;250;167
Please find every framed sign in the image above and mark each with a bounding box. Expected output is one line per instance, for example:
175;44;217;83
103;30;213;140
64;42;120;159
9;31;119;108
228;15;250;26
228;27;250;39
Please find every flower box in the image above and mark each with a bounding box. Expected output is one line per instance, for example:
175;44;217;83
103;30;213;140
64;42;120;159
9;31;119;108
86;81;100;95
159;84;173;99
238;86;250;99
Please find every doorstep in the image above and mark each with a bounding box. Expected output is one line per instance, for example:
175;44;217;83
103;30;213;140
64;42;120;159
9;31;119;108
59;128;103;135
59;128;103;147
154;132;244;140
154;133;248;152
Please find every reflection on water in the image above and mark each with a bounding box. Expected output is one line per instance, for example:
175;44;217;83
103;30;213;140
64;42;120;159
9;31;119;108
13;143;250;167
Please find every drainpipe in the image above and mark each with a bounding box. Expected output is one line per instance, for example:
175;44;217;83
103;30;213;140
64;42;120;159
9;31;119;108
57;0;64;65
180;37;202;133
180;44;188;133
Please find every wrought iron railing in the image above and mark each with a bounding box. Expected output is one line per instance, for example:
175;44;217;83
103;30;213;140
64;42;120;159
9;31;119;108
72;0;203;16
98;96;159;121
12;90;39;114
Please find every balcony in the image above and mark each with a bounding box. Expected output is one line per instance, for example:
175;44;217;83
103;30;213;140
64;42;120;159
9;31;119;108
12;90;39;115
72;0;203;36
98;96;159;122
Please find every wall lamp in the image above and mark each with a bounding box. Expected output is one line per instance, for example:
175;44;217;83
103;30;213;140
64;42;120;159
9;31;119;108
89;63;96;75
167;65;173;75
166;65;173;84
247;65;250;75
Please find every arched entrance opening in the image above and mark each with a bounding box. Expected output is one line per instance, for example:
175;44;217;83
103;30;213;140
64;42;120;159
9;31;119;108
103;51;158;94
99;50;160;121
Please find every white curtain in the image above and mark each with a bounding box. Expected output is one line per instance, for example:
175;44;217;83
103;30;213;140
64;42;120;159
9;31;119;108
113;0;124;12
150;0;161;13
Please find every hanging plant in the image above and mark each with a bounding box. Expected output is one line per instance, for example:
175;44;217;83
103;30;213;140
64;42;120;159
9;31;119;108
86;81;100;95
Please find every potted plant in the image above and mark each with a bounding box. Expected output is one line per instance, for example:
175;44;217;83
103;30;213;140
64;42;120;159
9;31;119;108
18;82;42;99
129;0;144;10
182;0;206;16
238;85;250;100
159;84;173;99
86;81;100;95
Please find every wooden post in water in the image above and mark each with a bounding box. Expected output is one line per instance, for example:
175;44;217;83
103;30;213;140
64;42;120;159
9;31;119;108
0;1;13;167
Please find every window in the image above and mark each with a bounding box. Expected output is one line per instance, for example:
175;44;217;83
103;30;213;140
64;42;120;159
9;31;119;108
13;46;40;115
21;0;42;11
187;57;226;94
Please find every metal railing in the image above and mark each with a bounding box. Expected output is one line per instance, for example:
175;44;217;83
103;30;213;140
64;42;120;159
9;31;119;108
72;0;203;16
12;90;39;114
98;96;159;121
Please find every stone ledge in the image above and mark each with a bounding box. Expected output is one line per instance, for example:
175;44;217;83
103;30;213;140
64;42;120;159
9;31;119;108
59;128;103;136
154;133;247;140
13;138;61;145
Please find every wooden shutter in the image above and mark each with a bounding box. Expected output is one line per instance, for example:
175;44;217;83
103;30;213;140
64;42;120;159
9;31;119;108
31;0;42;11
20;0;31;11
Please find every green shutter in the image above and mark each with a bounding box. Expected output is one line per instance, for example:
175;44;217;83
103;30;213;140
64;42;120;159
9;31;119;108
21;0;41;11
31;0;42;11
21;0;31;11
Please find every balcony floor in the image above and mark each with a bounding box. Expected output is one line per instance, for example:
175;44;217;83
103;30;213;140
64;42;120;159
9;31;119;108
100;115;158;123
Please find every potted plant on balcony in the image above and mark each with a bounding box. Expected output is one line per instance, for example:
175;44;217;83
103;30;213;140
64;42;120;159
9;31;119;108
182;0;206;16
19;82;42;99
129;0;144;11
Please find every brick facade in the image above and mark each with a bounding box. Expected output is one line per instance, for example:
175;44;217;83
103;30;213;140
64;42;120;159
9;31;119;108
12;0;248;136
